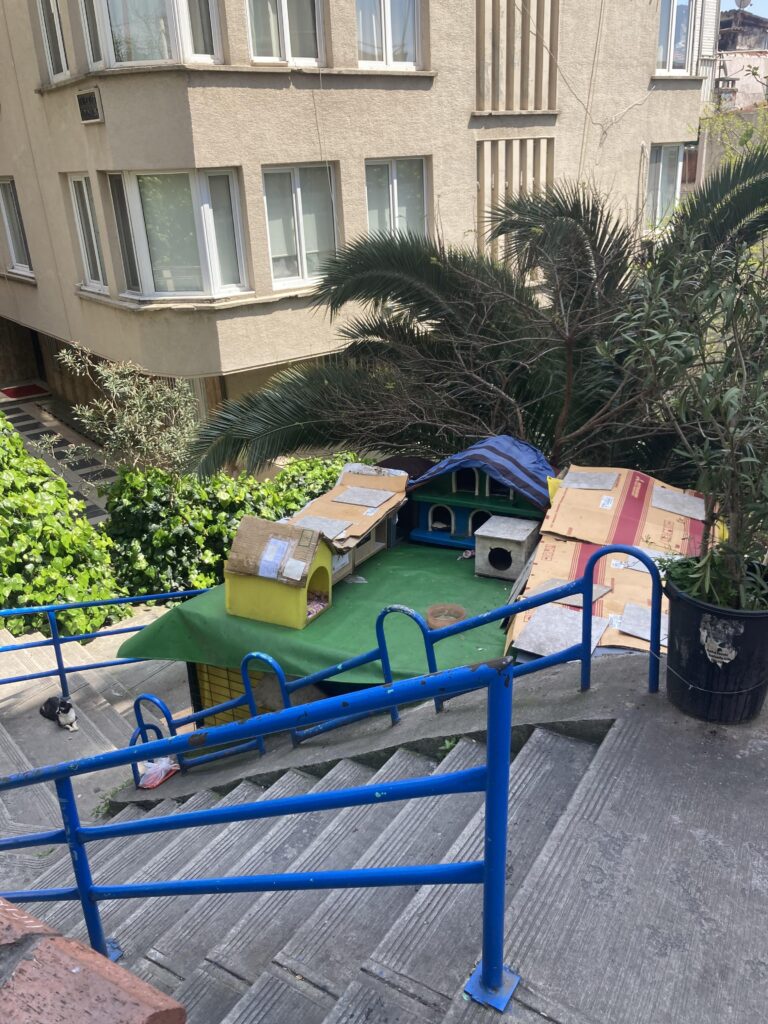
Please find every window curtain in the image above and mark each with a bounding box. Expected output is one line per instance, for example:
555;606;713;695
138;173;203;291
394;159;425;234
188;0;215;55
0;182;32;269
366;164;391;234
357;0;383;61
250;0;281;57
390;0;416;62
286;0;318;59
107;0;172;62
264;172;299;278
208;175;241;286
299;166;335;276
72;179;103;282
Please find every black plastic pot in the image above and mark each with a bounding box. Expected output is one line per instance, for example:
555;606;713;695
665;581;768;723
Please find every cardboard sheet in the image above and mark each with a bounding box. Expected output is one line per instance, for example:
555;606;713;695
292;464;408;553
507;466;705;655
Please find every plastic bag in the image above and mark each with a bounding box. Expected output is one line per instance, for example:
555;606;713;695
138;757;180;789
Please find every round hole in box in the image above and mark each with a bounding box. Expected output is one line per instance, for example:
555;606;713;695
488;547;513;572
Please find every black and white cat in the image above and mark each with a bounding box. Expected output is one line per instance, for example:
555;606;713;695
39;696;78;731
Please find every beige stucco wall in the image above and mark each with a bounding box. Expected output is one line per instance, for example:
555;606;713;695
0;0;706;386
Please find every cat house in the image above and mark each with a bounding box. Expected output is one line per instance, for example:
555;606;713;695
408;436;553;550
224;517;333;630
473;515;540;580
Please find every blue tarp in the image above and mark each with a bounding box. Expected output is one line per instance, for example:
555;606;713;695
408;436;554;510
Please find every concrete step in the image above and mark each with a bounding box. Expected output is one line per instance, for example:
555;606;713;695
176;748;436;1024
118;768;317;970
0;721;62;826
31;799;178;932
322;978;434;1024
133;758;373;995
67;786;223;944
19;801;148;918
359;729;596;1019
218;968;333;1024
271;738;487;1003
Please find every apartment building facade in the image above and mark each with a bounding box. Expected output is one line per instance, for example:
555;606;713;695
0;0;719;411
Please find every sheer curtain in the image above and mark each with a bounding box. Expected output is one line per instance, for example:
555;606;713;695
107;0;172;61
208;175;241;286
357;0;383;61
250;0;281;57
394;159;425;234
138;173;203;292
188;0;215;55
299;167;335;276
264;172;299;279
286;0;318;59
390;0;416;63
366;164;391;234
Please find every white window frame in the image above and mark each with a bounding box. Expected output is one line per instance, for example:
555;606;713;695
646;143;684;229
112;169;247;299
69;174;108;293
37;0;69;82
247;0;324;66
81;0;221;70
656;0;694;75
365;157;427;236
357;0;419;69
0;178;34;277
262;163;338;290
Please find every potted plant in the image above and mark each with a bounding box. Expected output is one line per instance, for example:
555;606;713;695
617;239;768;722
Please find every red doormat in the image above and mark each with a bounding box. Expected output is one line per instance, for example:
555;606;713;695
0;383;48;400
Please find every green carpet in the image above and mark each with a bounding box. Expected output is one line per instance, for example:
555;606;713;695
119;544;511;685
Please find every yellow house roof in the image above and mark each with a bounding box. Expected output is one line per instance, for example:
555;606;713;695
225;516;331;588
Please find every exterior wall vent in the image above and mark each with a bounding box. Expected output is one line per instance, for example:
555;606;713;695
77;89;103;124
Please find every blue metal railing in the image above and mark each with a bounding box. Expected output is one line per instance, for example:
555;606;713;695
234;545;663;745
0;590;206;700
0;544;663;1012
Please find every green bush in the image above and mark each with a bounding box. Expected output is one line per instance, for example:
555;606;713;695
105;453;356;595
0;412;125;636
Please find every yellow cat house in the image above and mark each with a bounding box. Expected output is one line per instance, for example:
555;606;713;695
224;517;333;630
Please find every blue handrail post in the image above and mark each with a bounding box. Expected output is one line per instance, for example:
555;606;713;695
580;571;593;693
54;777;111;958
47;611;70;700
464;661;521;1011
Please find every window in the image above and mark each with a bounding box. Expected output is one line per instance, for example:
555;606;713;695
366;158;426;236
0;179;34;275
453;468;479;495
357;0;417;66
657;0;691;73
37;0;69;79
263;165;336;286
81;0;219;67
70;175;107;290
248;0;322;64
646;143;697;228
108;170;246;297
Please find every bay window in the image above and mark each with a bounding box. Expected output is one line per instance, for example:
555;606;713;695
249;0;322;64
646;143;697;228
80;0;219;68
37;0;69;80
657;0;691;73
0;179;34;276
263;165;336;286
70;175;108;291
366;158;426;236
108;169;246;297
357;0;417;67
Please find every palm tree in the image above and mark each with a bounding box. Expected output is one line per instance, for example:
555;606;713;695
191;147;768;476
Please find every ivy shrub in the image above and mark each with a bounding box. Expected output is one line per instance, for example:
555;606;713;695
0;413;125;636
105;453;356;595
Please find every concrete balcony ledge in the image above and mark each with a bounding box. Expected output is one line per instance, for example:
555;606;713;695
75;285;317;314
37;63;437;94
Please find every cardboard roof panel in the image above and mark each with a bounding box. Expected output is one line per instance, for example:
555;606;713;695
225;516;329;587
291;464;408;551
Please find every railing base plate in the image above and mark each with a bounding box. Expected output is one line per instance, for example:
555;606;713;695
464;962;521;1011
106;937;123;962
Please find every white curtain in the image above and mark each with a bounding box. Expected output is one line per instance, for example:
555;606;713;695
188;0;215;55
394;159;425;234
390;0;415;63
208;175;240;286
264;172;299;279
107;0;171;62
299;167;335;277
366;164;391;234
250;0;281;57
357;0;383;61
138;173;203;292
286;0;318;59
